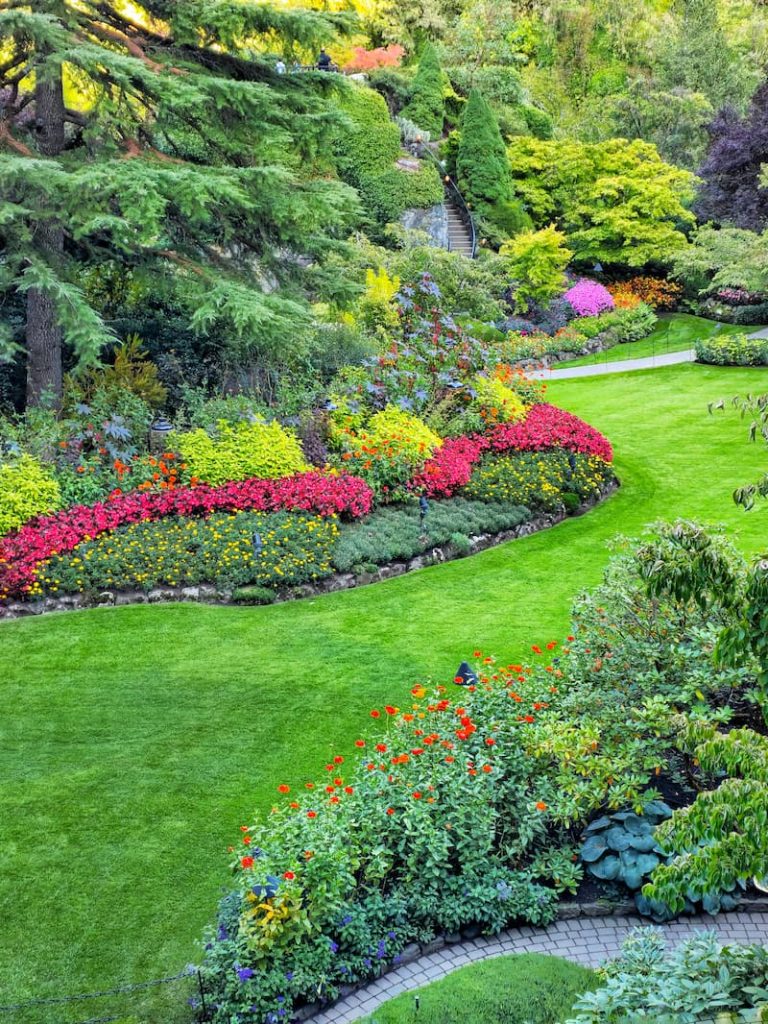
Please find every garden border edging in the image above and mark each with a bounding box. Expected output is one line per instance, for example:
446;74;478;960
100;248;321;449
0;483;618;620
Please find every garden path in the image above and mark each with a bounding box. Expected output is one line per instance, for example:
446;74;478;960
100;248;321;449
533;349;696;380
304;910;768;1023
536;324;768;380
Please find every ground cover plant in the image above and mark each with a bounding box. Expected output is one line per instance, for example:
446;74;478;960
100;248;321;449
358;954;597;1024
695;333;768;367
3;365;768;1019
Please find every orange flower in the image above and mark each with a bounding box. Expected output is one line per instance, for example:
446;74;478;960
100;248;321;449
535;801;547;812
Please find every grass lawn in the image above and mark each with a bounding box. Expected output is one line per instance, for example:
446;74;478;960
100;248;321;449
557;312;760;368
358;953;597;1023
2;363;768;1021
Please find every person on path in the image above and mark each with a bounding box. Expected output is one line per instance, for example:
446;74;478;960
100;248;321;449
317;48;332;71
275;59;286;74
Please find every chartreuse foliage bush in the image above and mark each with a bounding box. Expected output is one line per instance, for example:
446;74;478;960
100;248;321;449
31;512;339;596
565;929;768;1024
471;375;527;425
501;226;573;312
333;497;530;572
333;405;443;500
0;455;62;536
172;420;308;487
359;954;597;1024
695;333;768;367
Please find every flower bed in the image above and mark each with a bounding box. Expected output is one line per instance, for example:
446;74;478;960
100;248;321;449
30;511;339;598
412;404;613;498
0;471;373;601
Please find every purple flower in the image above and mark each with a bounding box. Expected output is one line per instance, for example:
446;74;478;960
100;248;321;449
329;940;339;953
285;971;294;981
237;967;254;982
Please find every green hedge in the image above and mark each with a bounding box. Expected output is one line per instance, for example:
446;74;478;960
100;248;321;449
333;497;530;572
695;332;768;366
35;511;339;594
696;299;768;325
335;85;443;223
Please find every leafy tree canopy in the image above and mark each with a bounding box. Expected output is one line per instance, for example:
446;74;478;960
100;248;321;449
507;136;697;267
0;0;360;405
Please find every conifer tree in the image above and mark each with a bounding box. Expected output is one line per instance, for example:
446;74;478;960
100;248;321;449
402;43;444;137
456;90;511;213
0;0;358;407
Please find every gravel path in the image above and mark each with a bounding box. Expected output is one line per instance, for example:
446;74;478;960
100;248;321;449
302;910;768;1023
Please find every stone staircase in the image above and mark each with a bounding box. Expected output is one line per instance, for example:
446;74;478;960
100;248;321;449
445;192;475;258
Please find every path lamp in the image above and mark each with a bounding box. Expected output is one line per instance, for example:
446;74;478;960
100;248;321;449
453;661;479;686
419;496;429;531
149;416;173;454
252;532;263;558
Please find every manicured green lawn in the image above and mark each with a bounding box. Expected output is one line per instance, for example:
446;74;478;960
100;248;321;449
359;954;596;1024
1;363;768;1021
558;312;760;368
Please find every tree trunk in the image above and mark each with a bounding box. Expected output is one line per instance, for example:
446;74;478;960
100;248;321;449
26;64;66;409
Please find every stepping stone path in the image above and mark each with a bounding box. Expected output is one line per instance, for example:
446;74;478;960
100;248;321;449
303;911;768;1023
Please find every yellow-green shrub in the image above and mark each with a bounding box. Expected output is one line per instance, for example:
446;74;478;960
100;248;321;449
173;420;308;487
358;406;442;457
472;375;527;425
0;455;62;537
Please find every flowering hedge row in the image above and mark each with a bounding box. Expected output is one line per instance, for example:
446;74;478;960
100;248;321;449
412;404;613;498
0;472;373;600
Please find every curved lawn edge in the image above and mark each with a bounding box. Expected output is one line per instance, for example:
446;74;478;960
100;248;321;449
0;483;617;621
303;908;768;1024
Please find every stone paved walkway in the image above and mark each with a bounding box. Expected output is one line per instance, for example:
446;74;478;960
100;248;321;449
303;911;768;1023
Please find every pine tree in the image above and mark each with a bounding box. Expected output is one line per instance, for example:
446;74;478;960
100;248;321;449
0;0;359;407
402;43;444;137
456;90;511;213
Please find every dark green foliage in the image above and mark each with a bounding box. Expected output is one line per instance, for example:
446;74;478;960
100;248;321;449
368;67;414;117
0;1;360;406
333;497;530;572
231;585;277;605
456;91;513;233
401;44;445;137
334;86;442;223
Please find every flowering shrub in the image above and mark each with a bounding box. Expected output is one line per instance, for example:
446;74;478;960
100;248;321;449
199;665;570;1022
411;405;613;498
715;286;764;306
564;280;615;317
471;375;527;425
465;451;612;510
0;472;372;600
31;511;338;596
0;456;62;537
606;285;642;310
620;276;683;310
501;328;590;363
343;45;404;73
334;406;443;501
173;420;308;487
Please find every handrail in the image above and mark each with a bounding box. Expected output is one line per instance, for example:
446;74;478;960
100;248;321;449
415;143;477;259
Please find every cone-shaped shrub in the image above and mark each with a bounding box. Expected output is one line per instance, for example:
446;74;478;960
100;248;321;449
457;91;512;215
402;44;445;137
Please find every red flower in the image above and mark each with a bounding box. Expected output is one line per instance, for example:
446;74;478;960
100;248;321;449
535;801;547;811
386;807;395;815
485;737;495;746
384;705;397;716
344;786;354;795
240;825;249;832
333;755;344;765
305;782;315;789
329;795;340;804
370;710;381;719
445;756;455;763
412;791;422;799
243;835;252;844
325;785;335;793
289;801;299;809
482;765;492;773
531;645;542;655
277;784;290;794
284;870;295;880
375;743;387;753
241;856;254;869
355;739;366;748
307;810;317;818
567;635;575;642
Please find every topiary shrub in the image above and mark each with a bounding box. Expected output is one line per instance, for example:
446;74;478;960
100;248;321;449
457;91;512;218
695;332;768;366
173;420;308;486
0;455;62;537
401;44;444;137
